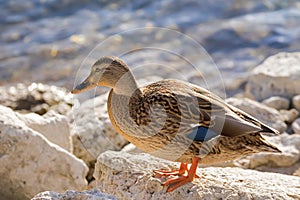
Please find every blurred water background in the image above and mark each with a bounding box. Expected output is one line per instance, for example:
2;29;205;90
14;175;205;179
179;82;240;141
1;0;300;96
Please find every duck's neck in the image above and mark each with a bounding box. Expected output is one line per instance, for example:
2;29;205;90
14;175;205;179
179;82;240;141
107;71;142;142
112;71;141;97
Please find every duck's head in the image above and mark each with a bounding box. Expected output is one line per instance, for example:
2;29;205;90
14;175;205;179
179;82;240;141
71;56;130;94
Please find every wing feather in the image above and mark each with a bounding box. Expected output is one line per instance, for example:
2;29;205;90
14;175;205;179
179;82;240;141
190;83;279;137
140;79;279;141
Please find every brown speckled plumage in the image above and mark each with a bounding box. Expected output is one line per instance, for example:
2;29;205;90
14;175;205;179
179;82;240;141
72;56;281;192
107;79;280;164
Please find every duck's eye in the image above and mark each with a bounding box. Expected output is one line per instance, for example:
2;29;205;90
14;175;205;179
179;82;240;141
95;68;102;72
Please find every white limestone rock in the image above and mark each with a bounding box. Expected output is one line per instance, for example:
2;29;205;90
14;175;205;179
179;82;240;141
0;105;88;200
31;189;117;200
16;110;71;151
246;52;300;100
94;151;300;200
121;143;143;154
226;97;287;133
262;96;290;110
293;95;300;111
279;109;299;124
68;94;129;166
292;118;300;134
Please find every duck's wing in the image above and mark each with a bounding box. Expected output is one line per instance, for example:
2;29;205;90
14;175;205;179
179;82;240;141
189;84;279;138
139;79;278;142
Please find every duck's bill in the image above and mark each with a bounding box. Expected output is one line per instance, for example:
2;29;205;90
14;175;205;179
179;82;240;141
71;78;97;94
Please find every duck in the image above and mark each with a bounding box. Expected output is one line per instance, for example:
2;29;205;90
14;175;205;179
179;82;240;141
71;56;280;192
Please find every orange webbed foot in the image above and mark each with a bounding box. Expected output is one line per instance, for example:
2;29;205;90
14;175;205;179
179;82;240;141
154;158;200;192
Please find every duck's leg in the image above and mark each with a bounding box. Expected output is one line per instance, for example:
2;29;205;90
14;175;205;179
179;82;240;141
163;157;199;192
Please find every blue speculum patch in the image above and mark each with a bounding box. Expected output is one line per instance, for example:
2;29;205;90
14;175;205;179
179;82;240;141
187;126;219;142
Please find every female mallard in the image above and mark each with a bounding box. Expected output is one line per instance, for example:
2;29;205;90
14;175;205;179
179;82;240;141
72;56;280;192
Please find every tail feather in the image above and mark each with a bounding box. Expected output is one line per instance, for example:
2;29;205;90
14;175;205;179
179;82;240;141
253;133;281;153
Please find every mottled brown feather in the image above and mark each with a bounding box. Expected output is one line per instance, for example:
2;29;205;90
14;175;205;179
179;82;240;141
74;56;281;164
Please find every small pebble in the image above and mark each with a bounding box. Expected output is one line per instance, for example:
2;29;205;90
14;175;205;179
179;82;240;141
291;118;300;134
280;109;299;123
292;95;300;111
262;96;290;110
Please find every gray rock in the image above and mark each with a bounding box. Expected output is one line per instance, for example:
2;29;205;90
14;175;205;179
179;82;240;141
16;110;71;151
226;97;287;133
0;105;88;200
292;118;300;134
68;94;128;168
280;109;299;124
31;189;117;200
292;95;300;111
246;52;300;101
262;96;290;110
94;151;300;200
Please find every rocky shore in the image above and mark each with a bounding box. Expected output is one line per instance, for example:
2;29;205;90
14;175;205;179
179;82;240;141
1;52;300;200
